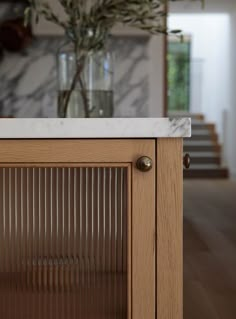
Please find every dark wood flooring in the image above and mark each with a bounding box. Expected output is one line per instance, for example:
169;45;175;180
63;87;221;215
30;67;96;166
184;180;236;319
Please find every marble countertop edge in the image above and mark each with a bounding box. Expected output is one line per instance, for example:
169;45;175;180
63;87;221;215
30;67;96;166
0;118;191;138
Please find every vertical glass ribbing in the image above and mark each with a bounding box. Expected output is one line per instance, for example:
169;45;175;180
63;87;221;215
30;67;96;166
0;167;128;319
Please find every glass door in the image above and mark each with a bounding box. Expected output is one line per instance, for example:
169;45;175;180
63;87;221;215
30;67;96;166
0;139;155;319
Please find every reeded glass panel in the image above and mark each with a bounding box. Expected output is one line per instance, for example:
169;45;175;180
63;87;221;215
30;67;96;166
0;167;128;319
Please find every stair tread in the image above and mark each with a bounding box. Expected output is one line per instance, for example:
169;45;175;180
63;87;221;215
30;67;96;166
184;141;217;146
191;130;215;135
184;170;228;178
188;152;220;158
192;122;215;126
192;129;217;137
190;136;217;141
188;164;227;170
190;119;205;124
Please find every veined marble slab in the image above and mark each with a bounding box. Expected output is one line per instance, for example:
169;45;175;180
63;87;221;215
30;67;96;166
0;36;149;118
0;118;191;138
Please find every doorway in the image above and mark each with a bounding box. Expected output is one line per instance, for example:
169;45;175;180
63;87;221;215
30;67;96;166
167;36;191;113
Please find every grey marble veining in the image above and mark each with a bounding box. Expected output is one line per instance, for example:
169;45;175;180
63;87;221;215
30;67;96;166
0;35;150;118
113;36;149;117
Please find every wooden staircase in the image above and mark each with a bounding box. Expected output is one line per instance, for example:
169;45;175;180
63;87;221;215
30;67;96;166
171;113;229;178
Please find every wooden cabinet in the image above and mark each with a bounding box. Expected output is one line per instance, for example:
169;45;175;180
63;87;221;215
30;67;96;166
0;138;182;319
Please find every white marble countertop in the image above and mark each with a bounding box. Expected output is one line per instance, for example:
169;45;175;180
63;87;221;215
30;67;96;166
0;118;191;138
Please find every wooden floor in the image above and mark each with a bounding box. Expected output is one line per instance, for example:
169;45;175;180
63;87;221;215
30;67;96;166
184;180;236;319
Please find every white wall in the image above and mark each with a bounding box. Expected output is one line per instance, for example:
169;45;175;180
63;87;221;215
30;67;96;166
169;0;235;14
228;8;236;177
168;14;231;148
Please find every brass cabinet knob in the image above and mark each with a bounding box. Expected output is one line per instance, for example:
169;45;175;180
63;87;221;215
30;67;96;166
183;153;191;169
136;156;153;172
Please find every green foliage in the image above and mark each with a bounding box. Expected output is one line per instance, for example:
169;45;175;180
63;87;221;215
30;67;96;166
25;0;181;50
168;41;190;112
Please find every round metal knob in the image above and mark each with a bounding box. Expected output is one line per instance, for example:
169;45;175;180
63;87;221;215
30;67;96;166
183;153;191;169
136;156;153;172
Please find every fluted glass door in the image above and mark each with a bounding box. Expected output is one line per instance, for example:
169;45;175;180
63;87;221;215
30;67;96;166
0;166;128;319
0;139;156;319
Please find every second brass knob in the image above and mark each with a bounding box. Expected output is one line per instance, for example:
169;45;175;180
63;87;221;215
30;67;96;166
183;153;191;169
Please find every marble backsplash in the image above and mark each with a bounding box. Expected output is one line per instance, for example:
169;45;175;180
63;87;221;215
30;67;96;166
0;34;150;118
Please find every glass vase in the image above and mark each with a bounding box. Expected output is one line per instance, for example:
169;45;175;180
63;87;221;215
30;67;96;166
57;32;114;118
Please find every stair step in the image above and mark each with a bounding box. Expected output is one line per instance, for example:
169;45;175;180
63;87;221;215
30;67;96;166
190;133;218;141
188;164;221;169
192;129;212;135
189;153;221;165
185;140;216;145
188;151;219;157
184;145;221;152
192;123;215;131
184;166;229;179
184;141;221;152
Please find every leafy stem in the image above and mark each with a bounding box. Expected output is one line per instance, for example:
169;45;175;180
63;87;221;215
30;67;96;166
60;52;90;118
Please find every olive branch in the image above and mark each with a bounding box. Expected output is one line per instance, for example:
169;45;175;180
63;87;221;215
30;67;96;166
25;0;183;50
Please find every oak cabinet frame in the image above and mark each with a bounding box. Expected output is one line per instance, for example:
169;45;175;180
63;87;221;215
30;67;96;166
0;138;182;319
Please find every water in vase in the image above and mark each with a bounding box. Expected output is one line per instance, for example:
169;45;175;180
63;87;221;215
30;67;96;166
58;89;114;118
